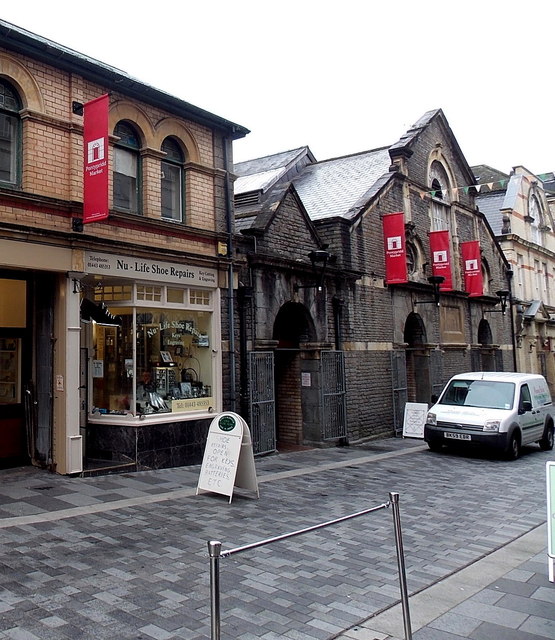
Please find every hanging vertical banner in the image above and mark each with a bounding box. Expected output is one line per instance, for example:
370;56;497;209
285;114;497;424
429;230;453;290
83;94;109;224
382;212;408;284
461;241;483;297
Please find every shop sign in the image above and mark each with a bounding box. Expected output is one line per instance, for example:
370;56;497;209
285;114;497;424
85;251;217;287
171;397;213;412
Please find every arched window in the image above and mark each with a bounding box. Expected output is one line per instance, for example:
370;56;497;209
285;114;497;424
429;161;451;231
528;194;543;246
113;121;141;213
161;137;184;221
0;79;22;186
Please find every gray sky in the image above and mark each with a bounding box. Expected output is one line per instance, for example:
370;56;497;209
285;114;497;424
2;1;554;174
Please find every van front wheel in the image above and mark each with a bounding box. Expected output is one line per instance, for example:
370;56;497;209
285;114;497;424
539;425;554;451
506;433;521;460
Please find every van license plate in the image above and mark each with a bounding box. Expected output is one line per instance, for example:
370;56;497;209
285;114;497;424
445;432;471;441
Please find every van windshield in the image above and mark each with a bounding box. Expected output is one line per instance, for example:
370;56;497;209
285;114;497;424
439;380;515;410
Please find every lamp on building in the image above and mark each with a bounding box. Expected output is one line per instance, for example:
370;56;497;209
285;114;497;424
483;289;511;315
294;249;332;292
414;275;445;306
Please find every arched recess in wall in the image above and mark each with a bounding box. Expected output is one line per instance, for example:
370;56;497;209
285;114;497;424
403;312;432;403
154;118;201;164
0;53;44;112
476;318;496;372
273;301;317;348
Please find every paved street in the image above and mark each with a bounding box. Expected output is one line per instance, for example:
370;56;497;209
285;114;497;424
0;437;553;640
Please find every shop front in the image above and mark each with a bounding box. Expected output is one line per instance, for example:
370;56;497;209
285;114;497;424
78;250;222;471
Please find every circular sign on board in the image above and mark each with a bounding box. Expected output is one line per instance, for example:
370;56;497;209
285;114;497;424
218;415;236;431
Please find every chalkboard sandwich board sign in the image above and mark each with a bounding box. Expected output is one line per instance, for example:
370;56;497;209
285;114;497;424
196;412;259;503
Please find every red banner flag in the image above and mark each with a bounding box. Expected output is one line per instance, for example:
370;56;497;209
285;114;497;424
382;212;407;284
429;230;453;291
83;94;109;224
461;240;483;297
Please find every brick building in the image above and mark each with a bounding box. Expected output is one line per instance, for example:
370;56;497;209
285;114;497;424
233;110;513;451
0;20;248;473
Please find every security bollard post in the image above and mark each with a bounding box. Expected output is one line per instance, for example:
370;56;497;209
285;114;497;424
208;540;222;640
389;492;413;640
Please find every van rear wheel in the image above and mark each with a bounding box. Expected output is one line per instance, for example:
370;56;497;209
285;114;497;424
506;433;521;460
539;425;554;451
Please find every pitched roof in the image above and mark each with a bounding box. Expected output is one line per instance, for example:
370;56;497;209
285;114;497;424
472;165;510;191
234;147;315;195
292;148;392;221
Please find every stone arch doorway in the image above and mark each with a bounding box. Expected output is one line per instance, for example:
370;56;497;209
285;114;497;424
477;318;496;371
403;312;432;403
272;302;317;448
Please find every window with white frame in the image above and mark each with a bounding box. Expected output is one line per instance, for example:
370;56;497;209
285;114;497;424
0;80;21;187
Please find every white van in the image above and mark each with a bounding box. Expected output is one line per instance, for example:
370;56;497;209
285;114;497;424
424;372;554;459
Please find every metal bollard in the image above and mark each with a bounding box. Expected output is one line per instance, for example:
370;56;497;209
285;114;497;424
389;492;413;640
208;540;222;640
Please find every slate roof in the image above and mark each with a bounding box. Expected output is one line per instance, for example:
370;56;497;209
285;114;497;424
476;192;507;235
234;147;314;195
292;148;392;221
472;164;510;190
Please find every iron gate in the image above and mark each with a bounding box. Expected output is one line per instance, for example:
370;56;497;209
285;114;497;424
248;351;276;455
391;350;408;435
321;351;347;440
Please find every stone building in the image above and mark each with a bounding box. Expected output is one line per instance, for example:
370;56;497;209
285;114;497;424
0;19;248;473
233;110;513;452
473;164;555;392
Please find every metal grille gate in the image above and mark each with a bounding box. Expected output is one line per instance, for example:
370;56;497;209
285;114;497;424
248;351;276;455
391;350;408;435
321;351;347;440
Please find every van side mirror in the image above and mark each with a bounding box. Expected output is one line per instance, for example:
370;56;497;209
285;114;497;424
431;394;438;404
519;400;532;414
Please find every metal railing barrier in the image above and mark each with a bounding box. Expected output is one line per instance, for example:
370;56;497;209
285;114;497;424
207;491;412;640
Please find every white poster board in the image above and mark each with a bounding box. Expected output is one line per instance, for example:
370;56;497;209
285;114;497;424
402;402;428;438
547;461;555;582
197;412;259;503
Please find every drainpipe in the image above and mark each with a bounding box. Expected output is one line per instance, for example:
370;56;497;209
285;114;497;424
332;295;344;350
238;284;253;417
222;138;236;411
506;269;518;372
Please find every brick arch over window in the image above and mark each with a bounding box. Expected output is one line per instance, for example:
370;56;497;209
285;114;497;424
0;53;44;112
154;119;200;164
109;102;154;146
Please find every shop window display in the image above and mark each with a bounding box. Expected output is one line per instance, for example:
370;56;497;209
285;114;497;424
89;284;214;417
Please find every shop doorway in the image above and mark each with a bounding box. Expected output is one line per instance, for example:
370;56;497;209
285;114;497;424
0;277;29;467
0;274;54;469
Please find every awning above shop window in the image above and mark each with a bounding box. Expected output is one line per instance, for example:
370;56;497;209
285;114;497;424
80;298;122;326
